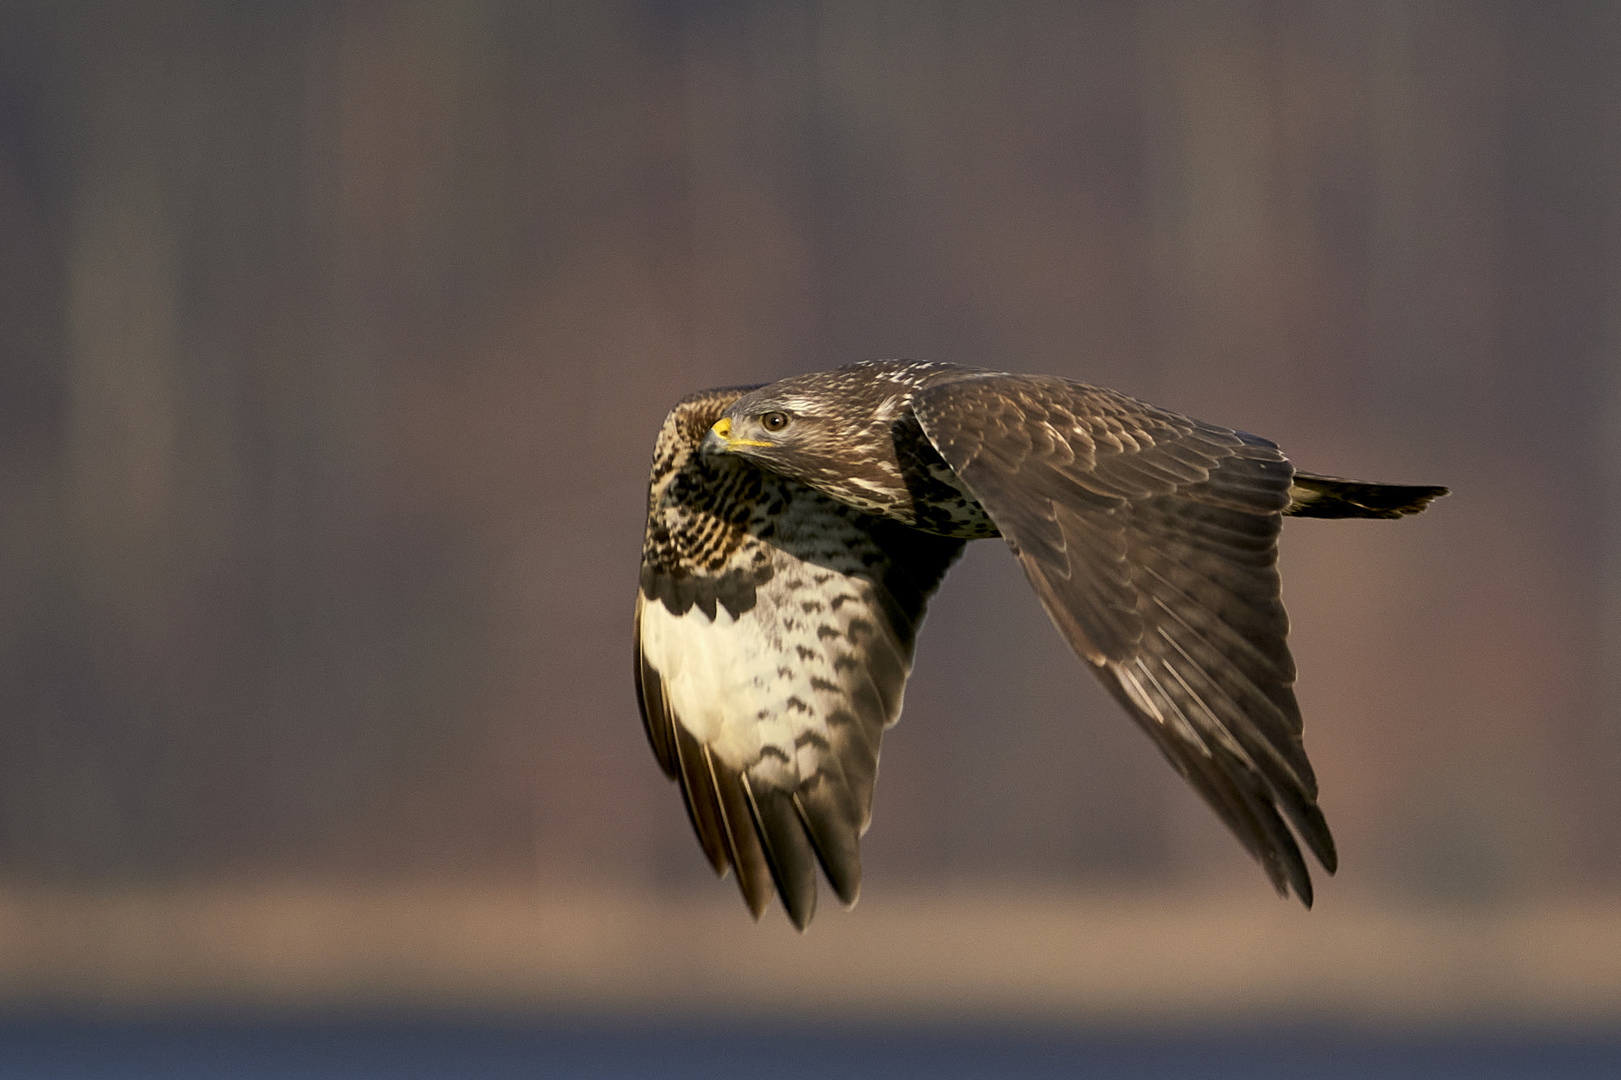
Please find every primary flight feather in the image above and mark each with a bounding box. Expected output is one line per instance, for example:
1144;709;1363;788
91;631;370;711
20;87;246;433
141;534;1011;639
635;360;1447;929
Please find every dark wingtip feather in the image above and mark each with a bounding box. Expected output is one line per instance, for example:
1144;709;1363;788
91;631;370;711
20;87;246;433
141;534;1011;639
1290;799;1338;876
1247;782;1315;908
671;726;732;877
743;778;820;931
1224;766;1319;909
792;786;864;908
1107;675;1320;908
1234;789;1315;905
705;751;776;921
1286;474;1449;519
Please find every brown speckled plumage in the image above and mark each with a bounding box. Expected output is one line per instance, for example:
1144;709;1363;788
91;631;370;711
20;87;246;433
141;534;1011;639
636;360;1447;927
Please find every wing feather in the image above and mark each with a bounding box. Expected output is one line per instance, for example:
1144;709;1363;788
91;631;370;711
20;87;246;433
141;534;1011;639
637;392;963;927
633;596;680;779
667;709;730;877
914;373;1335;904
705;743;776;919
791;785;862;905
742;776;820;927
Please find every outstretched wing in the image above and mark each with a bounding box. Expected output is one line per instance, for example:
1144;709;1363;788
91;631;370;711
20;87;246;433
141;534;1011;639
912;372;1334;905
637;394;963;928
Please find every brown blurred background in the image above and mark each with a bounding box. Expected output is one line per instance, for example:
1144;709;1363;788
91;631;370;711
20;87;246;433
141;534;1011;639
0;0;1618;1023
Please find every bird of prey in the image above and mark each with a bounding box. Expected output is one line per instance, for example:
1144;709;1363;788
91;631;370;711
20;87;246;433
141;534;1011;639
635;360;1446;929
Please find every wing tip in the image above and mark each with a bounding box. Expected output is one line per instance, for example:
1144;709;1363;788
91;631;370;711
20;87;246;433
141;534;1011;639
741;775;819;931
791;786;865;909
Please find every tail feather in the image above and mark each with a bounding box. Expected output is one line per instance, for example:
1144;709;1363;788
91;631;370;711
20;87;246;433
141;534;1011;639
1286;473;1449;519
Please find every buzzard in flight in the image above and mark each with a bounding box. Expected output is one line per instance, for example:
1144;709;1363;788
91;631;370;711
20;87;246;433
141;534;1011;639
635;361;1445;928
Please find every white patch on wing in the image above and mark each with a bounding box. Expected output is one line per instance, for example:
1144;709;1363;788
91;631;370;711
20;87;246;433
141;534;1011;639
638;558;894;791
639;599;772;767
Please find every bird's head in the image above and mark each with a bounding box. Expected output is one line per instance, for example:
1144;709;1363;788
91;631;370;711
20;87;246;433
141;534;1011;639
703;387;850;477
702;366;920;514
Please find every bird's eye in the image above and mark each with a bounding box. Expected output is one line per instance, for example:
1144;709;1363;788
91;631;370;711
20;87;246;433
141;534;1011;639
760;411;791;432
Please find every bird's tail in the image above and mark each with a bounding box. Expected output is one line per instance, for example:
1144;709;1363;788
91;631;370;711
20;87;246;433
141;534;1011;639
1285;473;1449;519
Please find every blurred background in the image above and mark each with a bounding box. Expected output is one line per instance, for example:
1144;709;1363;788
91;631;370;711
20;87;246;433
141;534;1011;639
1;0;1620;1070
